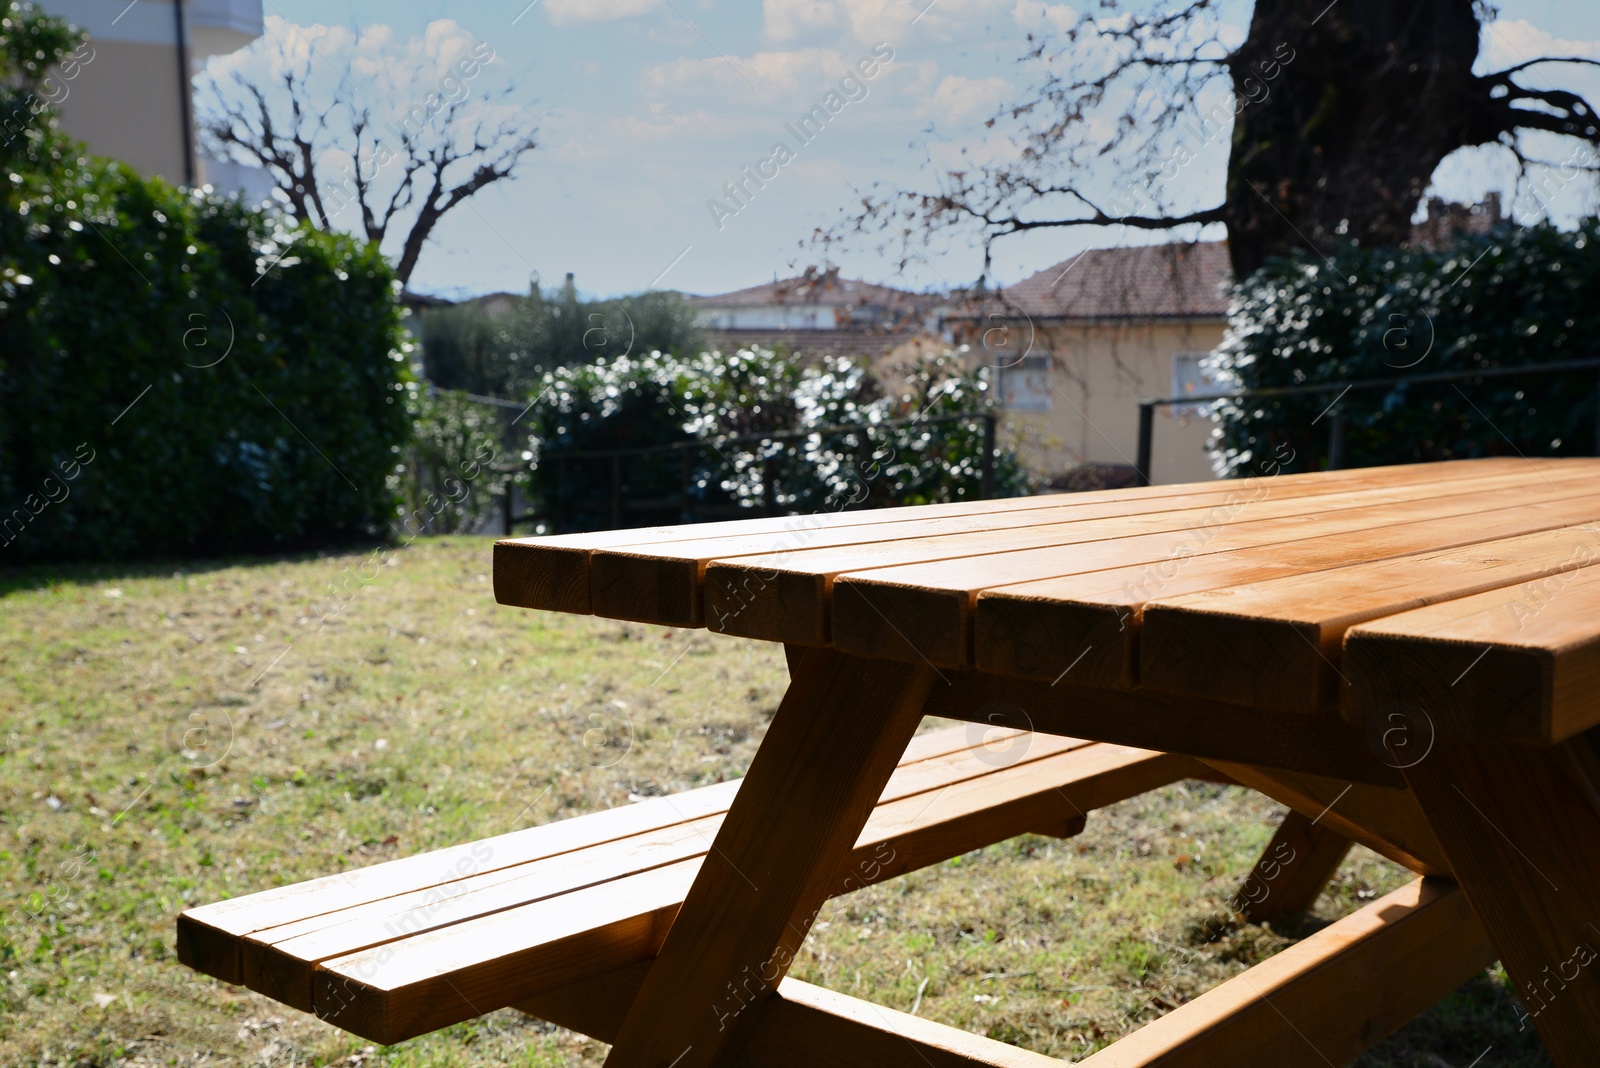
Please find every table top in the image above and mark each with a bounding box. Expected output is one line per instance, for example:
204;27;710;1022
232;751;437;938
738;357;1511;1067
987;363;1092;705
495;457;1600;746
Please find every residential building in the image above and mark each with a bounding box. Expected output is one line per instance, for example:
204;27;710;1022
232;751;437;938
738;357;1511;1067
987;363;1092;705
37;0;271;198
689;266;936;358
943;242;1233;485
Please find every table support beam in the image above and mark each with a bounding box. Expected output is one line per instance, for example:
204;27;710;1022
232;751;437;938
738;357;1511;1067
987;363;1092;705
603;648;938;1068
516;880;1489;1068
1234;809;1353;924
1402;731;1600;1065
1204;761;1451;876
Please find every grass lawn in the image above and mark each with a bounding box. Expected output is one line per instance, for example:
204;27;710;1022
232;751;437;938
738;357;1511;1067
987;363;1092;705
0;536;1549;1066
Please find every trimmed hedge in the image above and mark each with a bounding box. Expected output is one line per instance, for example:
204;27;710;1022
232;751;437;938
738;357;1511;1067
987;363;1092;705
1209;221;1600;475
0;2;409;563
0;161;409;561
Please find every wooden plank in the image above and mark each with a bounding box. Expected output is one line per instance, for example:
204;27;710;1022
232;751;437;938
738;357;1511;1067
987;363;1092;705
975;491;1600;690
180;721;1014;988
1400;733;1600;1064
1203;761;1450;876
256;733;1103;1010
714;467;1596;651
849;744;1201;890
511;962;1064;1067
175;778;740;986
1233;810;1352;923
1142;522;1600;712
492;459;1527;615
1075;878;1492;1067
251;814;725;1011
302;739;1196;1044
507;882;1489;1068
1343;560;1600;744
922;669;1399;788
584;462;1540;629
603;648;936;1066
824;472;1600;670
204;727;1097;1008
315;861;694;1040
735;977;1066;1067
180;717;1045;988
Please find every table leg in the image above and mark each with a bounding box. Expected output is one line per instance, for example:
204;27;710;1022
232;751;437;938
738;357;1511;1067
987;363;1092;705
603;647;938;1068
1233;810;1352;923
1401;730;1600;1063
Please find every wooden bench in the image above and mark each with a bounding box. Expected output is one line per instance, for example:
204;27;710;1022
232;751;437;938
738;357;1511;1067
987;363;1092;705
178;725;1203;1045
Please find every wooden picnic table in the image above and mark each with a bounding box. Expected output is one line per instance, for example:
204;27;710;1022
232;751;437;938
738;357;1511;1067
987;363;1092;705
492;456;1600;1066
176;456;1600;1065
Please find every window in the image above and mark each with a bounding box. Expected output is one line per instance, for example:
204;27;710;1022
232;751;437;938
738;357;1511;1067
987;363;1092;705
998;355;1051;412
1170;352;1220;416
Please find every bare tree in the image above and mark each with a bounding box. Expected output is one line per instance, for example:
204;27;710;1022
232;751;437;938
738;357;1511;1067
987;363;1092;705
197;21;536;286
836;0;1600;282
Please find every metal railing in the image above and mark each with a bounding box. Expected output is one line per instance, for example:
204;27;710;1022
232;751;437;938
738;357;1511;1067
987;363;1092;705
496;410;1000;534
1134;357;1600;487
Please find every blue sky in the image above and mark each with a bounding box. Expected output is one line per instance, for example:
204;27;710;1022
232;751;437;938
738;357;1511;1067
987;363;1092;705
247;0;1600;300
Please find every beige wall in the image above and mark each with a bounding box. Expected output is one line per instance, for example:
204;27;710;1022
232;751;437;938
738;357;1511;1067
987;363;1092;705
997;319;1226;486
53;38;193;183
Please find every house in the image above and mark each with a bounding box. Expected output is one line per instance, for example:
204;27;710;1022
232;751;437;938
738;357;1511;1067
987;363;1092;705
943;242;1233;485
688;267;936;358
36;0;272;199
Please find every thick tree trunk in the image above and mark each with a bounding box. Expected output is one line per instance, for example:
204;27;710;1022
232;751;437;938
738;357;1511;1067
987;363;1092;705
1224;0;1482;280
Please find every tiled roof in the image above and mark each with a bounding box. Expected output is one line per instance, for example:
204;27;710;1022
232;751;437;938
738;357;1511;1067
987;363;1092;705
688;268;929;312
973;241;1232;321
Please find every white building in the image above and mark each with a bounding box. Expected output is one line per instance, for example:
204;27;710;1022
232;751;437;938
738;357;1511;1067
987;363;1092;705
37;0;271;199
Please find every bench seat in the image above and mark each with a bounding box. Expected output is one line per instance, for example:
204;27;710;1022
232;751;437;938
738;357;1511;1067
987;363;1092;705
178;726;1202;1044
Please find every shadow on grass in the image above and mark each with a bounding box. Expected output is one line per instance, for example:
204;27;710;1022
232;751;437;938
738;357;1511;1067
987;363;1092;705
1356;967;1551;1067
0;538;403;599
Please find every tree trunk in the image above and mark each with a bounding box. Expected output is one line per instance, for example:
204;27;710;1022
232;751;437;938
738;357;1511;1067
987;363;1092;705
1225;0;1482;280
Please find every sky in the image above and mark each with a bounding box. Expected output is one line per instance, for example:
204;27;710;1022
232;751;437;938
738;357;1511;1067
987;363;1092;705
234;0;1600;301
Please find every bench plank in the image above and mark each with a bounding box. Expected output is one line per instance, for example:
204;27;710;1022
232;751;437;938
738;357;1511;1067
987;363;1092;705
179;721;1018;986
302;742;1193;1043
242;733;1105;1010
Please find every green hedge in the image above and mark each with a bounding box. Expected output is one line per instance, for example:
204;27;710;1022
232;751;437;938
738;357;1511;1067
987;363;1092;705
0;157;409;562
1210;221;1600;475
0;3;409;563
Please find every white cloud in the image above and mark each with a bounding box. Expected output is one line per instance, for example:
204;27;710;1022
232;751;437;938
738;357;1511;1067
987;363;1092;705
545;0;662;26
920;74;1009;123
649;47;889;95
763;0;842;42
1480;18;1600;72
1010;0;1078;34
765;0;1014;46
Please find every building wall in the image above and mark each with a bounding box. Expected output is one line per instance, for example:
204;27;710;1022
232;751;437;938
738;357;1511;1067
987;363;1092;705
700;304;840;331
51;37;192;182
994;319;1226;485
39;0;264;187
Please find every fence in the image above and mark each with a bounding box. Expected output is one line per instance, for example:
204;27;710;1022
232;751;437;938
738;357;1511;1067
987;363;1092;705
1134;357;1600;487
482;410;1000;534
